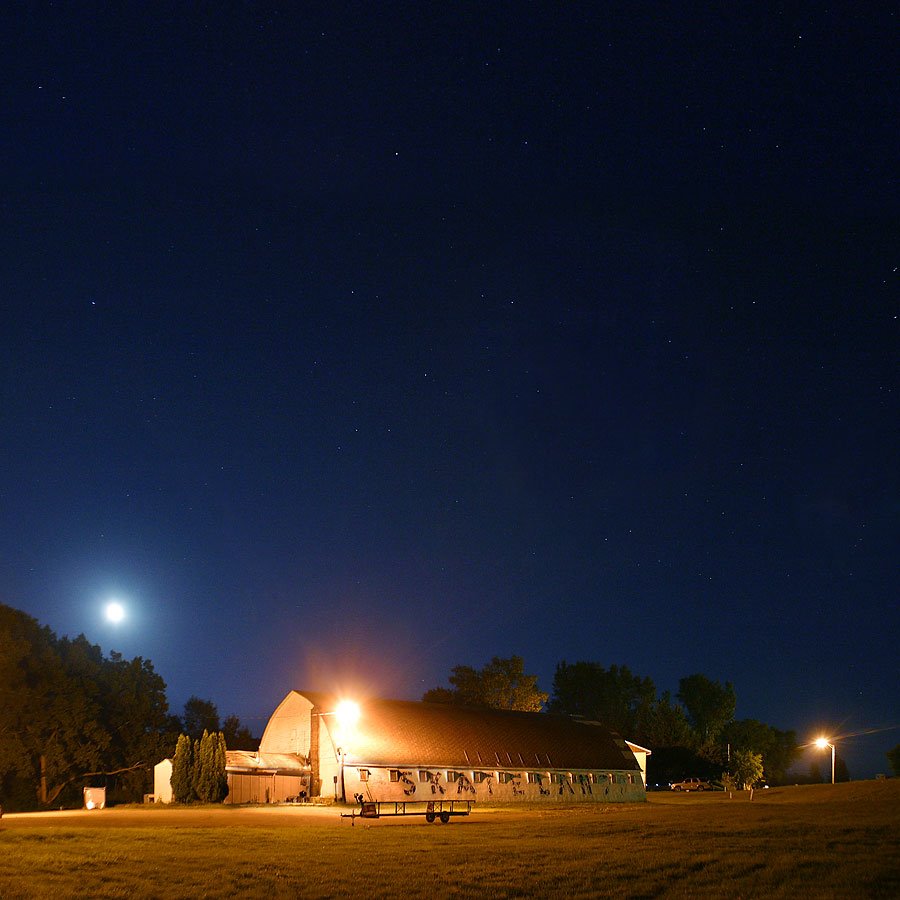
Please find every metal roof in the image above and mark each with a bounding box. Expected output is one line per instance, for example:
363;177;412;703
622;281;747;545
225;750;307;773
299;691;639;771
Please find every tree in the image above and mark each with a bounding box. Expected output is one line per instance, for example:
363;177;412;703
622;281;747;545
834;754;851;783
731;749;764;791
423;656;548;711
191;731;229;803
677;674;736;743
222;715;258;751
194;731;210;802
421;686;455;704
723;719;798;785
213;732;229;802
549;661;656;736
636;692;695;749
171;734;195;803
888;744;900;777
182;697;220;740
95;650;173;801
0;604;175;809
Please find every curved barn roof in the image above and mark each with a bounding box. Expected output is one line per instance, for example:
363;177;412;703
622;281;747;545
225;750;307;774
298;691;639;772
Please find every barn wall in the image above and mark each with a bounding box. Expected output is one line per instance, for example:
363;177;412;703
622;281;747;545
225;772;309;804
318;753;342;800
628;749;648;787
259;691;313;756
345;766;645;803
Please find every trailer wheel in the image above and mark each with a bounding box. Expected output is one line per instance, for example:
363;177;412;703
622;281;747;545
439;812;451;824
425;812;435;823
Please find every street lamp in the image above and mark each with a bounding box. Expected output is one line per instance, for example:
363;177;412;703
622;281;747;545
815;737;835;784
315;700;361;803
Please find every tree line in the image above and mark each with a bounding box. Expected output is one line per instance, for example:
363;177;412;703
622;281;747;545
3;604;880;810
0;603;255;811
423;655;805;786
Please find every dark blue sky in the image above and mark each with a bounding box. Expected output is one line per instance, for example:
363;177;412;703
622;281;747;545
2;4;896;776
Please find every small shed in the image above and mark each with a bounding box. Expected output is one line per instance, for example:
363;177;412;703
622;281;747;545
224;750;310;804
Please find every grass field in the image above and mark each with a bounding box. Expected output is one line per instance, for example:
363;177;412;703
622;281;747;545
1;781;898;898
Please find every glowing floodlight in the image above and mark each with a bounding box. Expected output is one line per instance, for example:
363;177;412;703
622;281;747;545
335;700;360;728
814;736;835;784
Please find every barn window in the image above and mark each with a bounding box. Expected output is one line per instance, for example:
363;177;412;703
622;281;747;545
527;772;543;785
498;772;519;784
473;771;491;783
446;770;462;782
358;769;369;782
389;770;400;782
418;770;431;782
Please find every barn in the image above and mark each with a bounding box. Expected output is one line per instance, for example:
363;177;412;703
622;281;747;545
254;690;647;804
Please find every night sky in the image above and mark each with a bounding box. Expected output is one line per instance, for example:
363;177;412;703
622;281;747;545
3;5;896;777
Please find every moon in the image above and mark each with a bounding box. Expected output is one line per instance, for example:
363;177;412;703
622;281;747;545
105;601;125;624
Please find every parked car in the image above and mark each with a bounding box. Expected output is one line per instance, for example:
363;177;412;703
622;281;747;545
670;777;712;792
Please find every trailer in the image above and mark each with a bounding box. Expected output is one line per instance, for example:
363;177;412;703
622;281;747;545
342;798;473;825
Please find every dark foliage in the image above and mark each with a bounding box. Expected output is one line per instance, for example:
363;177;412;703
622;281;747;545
222;715;259;751
647;746;720;786
888;744;900;777
182;697;221;740
0;603;175;810
171;734;194;803
722;719;799;785
549;661;656;737
677;674;736;743
423;656;547;711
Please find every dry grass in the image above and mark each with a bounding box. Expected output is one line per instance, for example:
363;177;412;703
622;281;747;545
1;781;898;898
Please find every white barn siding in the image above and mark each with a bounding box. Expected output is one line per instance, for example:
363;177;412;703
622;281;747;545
346;766;643;804
258;692;312;755
226;772;308;805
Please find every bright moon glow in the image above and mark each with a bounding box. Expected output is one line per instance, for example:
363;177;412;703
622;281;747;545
336;700;361;728
105;601;125;624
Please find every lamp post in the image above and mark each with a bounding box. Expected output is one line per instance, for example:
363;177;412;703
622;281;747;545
815;737;835;784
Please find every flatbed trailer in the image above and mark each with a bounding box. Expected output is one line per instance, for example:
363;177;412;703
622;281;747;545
341;799;473;825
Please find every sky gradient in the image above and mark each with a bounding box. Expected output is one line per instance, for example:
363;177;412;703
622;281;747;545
2;4;896;777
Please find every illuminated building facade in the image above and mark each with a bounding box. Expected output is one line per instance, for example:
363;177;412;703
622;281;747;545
256;690;647;804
